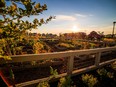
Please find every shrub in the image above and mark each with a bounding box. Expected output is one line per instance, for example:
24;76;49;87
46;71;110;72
111;62;116;70
37;81;50;87
82;74;98;87
36;66;58;87
58;76;72;87
97;68;114;78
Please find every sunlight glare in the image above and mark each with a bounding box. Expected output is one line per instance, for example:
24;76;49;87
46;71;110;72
71;25;80;32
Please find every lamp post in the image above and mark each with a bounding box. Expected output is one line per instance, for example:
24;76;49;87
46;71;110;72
112;22;116;38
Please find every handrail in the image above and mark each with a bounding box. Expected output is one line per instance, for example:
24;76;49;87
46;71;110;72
0;46;115;64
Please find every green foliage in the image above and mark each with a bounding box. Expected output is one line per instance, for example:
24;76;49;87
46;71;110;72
37;66;58;87
0;39;12;60
31;61;36;66
0;55;12;60
50;66;58;79
82;74;98;87
57;43;75;49
111;62;116;70
107;72;114;78
0;0;54;58
0;1;54;86
33;41;44;54
58;76;72;87
97;68;114;78
10;69;15;80
36;81;50;87
0;0;5;8
90;43;96;49
97;68;107;76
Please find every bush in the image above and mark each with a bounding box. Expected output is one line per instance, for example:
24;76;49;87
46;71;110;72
37;81;50;87
58;76;72;87
97;68;114;78
82;74;98;87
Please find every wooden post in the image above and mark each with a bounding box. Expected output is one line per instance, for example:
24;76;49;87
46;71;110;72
67;56;74;75
112;22;116;38
95;52;101;67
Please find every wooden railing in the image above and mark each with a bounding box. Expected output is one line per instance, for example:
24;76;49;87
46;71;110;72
0;46;116;87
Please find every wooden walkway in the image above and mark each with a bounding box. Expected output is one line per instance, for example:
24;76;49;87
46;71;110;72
0;46;116;87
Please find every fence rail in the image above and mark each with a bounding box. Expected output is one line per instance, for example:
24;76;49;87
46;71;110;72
0;46;116;87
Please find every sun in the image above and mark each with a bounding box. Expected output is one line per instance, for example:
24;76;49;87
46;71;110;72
71;25;80;32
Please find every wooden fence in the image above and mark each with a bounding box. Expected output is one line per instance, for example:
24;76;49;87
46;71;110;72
0;46;116;87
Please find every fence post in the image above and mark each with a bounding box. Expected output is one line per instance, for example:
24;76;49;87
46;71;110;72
67;56;74;75
95;52;101;67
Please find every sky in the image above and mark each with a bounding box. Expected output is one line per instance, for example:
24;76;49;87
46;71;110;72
5;0;116;34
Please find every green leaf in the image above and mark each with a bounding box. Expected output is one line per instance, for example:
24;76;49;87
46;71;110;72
0;55;12;60
35;3;41;9
50;66;54;75
12;2;17;11
10;69;15;79
42;4;47;10
54;69;58;76
40;19;44;24
0;0;5;8
33;18;39;24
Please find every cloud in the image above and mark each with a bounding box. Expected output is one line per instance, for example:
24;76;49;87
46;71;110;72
75;14;87;17
54;15;76;21
75;13;94;17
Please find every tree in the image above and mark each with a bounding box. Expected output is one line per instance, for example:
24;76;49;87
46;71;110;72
88;31;103;41
98;31;104;40
76;32;87;39
0;0;54;59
